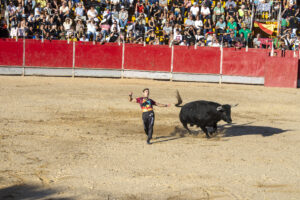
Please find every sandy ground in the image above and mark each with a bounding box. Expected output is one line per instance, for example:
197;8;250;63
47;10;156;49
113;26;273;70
0;76;300;200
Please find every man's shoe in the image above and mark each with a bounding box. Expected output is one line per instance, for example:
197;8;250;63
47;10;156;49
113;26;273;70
147;139;151;145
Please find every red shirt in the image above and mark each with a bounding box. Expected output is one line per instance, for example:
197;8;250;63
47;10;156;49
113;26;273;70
136;97;156;112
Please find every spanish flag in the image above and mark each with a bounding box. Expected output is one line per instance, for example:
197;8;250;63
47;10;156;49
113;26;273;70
254;21;276;35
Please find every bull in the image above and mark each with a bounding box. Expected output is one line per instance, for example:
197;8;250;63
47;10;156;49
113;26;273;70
175;90;238;138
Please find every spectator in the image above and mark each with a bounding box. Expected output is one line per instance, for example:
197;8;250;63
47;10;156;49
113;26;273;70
194;15;203;31
87;20;97;40
75;3;86;21
87;6;98;22
108;27;120;42
253;33;261;48
200;4;211;20
190;2;199;18
238;24;251;42
225;0;237;10
119;6;128;29
213;2;225;24
215;17;226;36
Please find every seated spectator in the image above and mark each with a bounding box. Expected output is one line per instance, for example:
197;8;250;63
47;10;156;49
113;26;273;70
215;17;226;38
184;15;195;29
203;18;212;35
75;3;86;21
87;20;97;40
182;0;192;17
119;6;128;29
163;22;172;43
108;28;120;42
173;29;182;45
200;4;211;20
100;19;111;38
190;3;199;18
227;17;237;36
223;31;235;47
253;33;261;48
147;30;156;44
110;20;120;33
235;32;246;47
213;2;224;24
87;6;98;22
63;17;72;31
195;29;205;46
80;34;88;41
238;24;251;42
226;5;237;22
59;2;69;20
194;15;203;31
225;0;237;10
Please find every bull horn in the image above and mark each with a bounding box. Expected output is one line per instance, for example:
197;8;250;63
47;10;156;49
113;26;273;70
230;104;239;107
216;106;223;111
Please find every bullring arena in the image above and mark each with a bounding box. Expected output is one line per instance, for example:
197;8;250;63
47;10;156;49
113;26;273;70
0;75;300;200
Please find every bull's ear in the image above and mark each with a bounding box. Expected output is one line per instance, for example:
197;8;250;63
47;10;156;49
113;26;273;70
230;104;239;107
216;106;223;111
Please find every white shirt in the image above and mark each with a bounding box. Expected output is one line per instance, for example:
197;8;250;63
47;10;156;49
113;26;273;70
87;9;98;19
201;6;210;16
194;20;203;29
190;6;199;16
60;6;69;14
87;23;97;33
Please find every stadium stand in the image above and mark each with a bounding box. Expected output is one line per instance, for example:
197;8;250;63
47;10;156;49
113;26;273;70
0;0;299;49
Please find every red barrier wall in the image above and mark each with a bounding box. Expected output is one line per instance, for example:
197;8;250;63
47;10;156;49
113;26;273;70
25;40;73;68
264;56;299;88
0;39;23;67
173;46;220;74
124;44;171;72
75;42;122;69
222;48;267;77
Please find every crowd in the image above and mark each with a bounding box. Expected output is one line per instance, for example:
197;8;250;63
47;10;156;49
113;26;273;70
0;0;299;49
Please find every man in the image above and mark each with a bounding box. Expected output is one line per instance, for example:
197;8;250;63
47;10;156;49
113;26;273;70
129;88;170;144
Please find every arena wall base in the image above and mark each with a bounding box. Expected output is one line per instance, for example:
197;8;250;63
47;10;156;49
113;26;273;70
222;75;264;85
172;73;220;83
0;67;23;75
123;70;171;80
24;68;73;77
74;69;121;77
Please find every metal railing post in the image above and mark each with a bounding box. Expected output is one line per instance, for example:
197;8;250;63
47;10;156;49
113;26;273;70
22;36;25;76
219;43;223;85
121;41;125;79
170;44;174;81
72;41;75;78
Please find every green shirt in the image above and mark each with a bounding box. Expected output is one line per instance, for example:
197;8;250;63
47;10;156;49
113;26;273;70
239;28;251;40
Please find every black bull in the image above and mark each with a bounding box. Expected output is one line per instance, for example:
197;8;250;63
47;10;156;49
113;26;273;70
175;91;238;138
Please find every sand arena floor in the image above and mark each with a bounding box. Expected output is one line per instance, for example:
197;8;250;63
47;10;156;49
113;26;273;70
0;76;299;200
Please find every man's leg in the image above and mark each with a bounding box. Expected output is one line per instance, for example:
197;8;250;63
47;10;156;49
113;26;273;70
146;112;155;144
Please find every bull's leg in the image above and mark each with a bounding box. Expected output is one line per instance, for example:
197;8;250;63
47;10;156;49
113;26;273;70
208;124;218;137
182;122;192;134
199;125;210;138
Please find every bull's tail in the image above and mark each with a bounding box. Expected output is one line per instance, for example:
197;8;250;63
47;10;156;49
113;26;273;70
175;90;183;107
